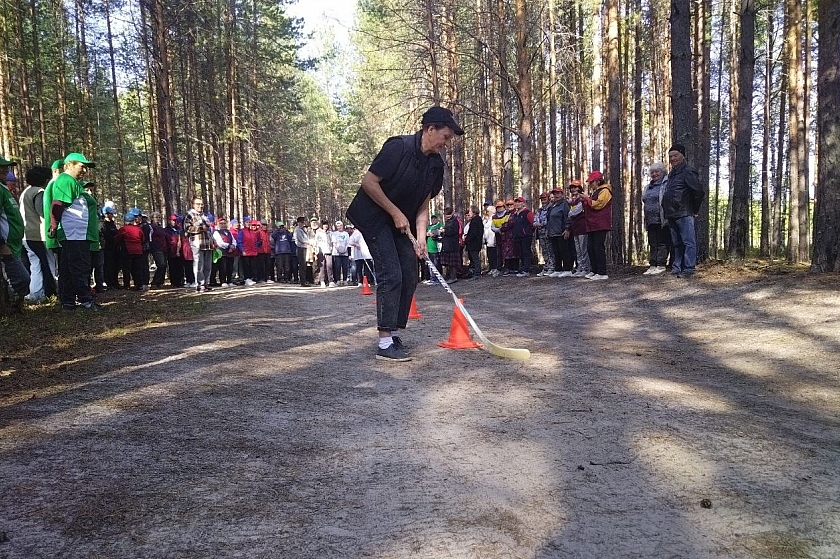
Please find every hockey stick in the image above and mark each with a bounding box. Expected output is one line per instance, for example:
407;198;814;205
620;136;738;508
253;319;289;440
406;232;530;360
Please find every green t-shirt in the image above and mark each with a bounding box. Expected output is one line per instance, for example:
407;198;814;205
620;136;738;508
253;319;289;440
427;221;443;253
44;173;85;247
0;185;25;257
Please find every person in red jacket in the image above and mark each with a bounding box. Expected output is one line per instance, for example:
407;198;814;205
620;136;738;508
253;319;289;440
240;219;260;286
577;171;612;280
116;212;145;290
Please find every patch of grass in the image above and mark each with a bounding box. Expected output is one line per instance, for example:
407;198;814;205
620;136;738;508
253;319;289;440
0;290;203;398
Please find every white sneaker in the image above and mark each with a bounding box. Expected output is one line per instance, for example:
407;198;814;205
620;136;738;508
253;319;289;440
642;266;656;275
584;272;595;279
186;282;197;288
588;274;609;280
650;266;667;275
245;279;256;286
556;271;573;278
515;271;529;277
328;282;336;288
320;281;327;288
221;283;230;288
266;279;275;284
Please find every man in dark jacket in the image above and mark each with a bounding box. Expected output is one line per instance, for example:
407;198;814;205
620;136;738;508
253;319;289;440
271;222;294;282
511;196;534;277
464;205;484;279
346;106;463;362
662;143;705;278
545;187;573;276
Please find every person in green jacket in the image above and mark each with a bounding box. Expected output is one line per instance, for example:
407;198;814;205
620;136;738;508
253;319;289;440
0;155;30;308
423;213;443;284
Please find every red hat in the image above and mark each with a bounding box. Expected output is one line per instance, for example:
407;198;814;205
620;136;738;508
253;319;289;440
551;187;563;194
514;196;526;203
251;220;261;226
169;214;178;221
586;171;603;183
505;199;515;205
539;191;549;199
569;179;582;187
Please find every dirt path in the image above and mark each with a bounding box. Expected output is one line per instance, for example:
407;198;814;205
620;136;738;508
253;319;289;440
1;270;839;558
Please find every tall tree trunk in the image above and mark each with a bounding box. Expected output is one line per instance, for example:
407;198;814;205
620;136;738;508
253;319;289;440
514;0;533;197
606;0;623;264
811;0;840;271
105;0;128;212
670;0;698;154
30;0;47;161
497;0;514;199
13;6;36;164
712;9;725;258
786;0;808;262
224;0;239;215
772;69;788;258
443;0;463;212
723;0;738;253
728;0;755;259
54;0;68;154
547;0;558;190
694;0;711;261
143;0;179;214
590;7;603;172
759;10;774;257
632;0;644;263
75;0;94;154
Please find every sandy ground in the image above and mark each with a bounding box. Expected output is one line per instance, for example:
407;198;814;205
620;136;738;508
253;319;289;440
1;267;839;558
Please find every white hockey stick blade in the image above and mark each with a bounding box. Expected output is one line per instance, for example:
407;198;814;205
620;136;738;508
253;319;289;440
407;232;530;360
453;297;531;360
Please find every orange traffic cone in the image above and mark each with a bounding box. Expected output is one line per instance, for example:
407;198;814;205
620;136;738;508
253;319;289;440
360;276;374;295
438;299;481;350
408;295;423;319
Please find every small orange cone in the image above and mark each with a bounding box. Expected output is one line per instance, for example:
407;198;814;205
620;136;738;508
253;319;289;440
438;299;481;350
361;276;373;295
408;295;423;319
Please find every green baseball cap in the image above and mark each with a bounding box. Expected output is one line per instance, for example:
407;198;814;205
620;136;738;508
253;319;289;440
51;159;63;170
64;152;96;168
0;155;17;166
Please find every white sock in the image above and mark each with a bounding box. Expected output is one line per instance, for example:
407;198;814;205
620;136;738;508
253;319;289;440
391;331;399;338
378;337;393;350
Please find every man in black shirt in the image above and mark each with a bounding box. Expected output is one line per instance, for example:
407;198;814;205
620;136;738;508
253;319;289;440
347;106;464;361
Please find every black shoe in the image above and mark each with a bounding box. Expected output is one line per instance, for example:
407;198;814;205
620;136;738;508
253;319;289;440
62;303;77;311
80;302;101;311
376;343;412;362
392;336;410;355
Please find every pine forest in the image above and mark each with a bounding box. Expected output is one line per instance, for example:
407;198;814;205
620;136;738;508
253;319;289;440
1;0;838;271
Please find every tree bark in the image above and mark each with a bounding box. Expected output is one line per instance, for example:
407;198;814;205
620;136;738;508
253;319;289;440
727;0;755;259
606;0;624;264
811;0;840;271
104;0;128;212
786;0;809;262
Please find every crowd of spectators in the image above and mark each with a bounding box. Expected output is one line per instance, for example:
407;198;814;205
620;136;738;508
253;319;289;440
1;146;703;312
